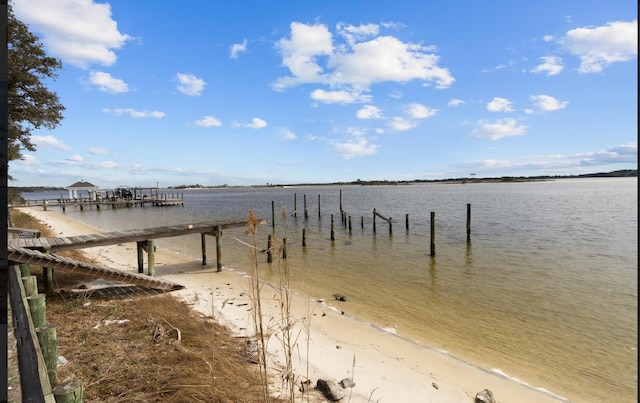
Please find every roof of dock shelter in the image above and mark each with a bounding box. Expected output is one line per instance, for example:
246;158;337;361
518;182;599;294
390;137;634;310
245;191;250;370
66;180;98;190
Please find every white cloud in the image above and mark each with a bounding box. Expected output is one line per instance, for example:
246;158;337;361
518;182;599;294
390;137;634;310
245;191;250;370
102;108;165;118
88;71;129;93
32;135;70;151
235;117;268;129
88;146;109;155
18;154;39;165
472;118;527;140
388;117;416;131
176;73;206;96
530;94;568;112
487;97;514;112
332;136;379;159
448;98;464;107
281;127;297;140
356;105;382;119
310;89;371;104
274;22;454;91
405;103;437;119
561;20;638;73
67;154;84;163
531;56;564;76
230;39;248;59
195;116;222;127
13;0;131;68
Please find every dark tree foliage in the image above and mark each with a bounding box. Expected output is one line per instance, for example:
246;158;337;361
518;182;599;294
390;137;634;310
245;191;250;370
7;5;65;165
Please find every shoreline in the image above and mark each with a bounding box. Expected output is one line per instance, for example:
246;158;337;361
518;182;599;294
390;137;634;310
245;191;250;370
14;207;570;403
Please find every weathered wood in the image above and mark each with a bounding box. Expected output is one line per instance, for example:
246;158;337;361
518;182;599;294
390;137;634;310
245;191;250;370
318;194;321;218
430;211;436;256
8;246;183;291
302;228;306;247
267;235;273;263
27;294;46;329
282;237;287;259
137;242;144;273
272;200;275;228
8;265;55;402
147;240;155;276
10;220;251;253
467;203;471;242
201;233;207;265
22;275;38;297
52;379;84;403
330;214;335;241
216;225;222;272
36;324;57;388
406;214;409;231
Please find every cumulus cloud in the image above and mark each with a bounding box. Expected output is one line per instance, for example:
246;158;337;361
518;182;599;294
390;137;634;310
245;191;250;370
530;95;568;112
531;56;564;76
13;0;131;68
32;135;70;151
176;73;206;96
332;136;379;159
88;71;129;93
195;116;222;127
388;117;416;131
561;20;638;73
18;154;39;165
487;97;514;112
356;105;382;119
233;118;267;129
310;89;371;104
230;39;248;59
472;118;527;140
102;108;165;118
273;22;454;95
88;146;109;155
448;98;464;107
66;154;84;163
405;103;437;119
281;127;297;140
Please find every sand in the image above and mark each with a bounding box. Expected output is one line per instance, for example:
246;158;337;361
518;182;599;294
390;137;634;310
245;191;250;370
14;207;568;403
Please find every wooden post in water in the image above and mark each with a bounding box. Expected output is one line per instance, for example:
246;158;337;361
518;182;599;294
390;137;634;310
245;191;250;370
348;216;352;233
201;233;207;265
406;214;409;231
330;214;335;241
318;194;321;218
282;237;287;259
267;235;273;263
27;294;46;329
339;189;342;212
272;201;275;228
216;225;222;271
36;324;57;387
372;209;377;233
466;203;471;242
361;216;364;229
302;228;307;247
304;194;308;219
430;211;436;256
293;193;297;217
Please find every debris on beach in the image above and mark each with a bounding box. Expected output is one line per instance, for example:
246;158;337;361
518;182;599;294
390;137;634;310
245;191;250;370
340;377;355;388
316;379;345;401
332;293;347;302
475;388;496;403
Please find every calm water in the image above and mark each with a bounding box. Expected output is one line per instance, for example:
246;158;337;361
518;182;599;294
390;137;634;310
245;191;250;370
22;178;638;402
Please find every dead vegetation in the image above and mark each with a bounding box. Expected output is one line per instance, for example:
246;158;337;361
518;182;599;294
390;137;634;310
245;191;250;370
8;209;269;402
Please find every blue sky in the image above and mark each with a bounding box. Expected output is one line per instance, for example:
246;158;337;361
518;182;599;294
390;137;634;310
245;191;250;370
10;0;638;188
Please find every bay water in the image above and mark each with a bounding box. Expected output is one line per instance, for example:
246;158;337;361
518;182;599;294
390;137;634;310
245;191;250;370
21;177;637;402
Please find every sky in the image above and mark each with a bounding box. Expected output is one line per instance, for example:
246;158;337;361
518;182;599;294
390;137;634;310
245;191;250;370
10;0;638;188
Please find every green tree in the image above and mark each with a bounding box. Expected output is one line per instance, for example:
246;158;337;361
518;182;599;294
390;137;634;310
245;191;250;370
7;5;65;167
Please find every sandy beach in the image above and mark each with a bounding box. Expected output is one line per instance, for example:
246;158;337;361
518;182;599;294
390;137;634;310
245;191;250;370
15;207;568;403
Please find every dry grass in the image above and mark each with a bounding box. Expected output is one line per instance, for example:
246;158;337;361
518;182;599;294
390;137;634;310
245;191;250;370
8;209;269;402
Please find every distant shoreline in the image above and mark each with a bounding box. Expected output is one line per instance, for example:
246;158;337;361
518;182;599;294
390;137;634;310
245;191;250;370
10;168;637;192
